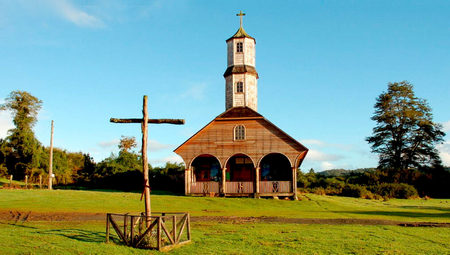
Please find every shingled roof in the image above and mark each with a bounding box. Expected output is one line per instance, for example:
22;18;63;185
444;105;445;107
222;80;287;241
216;106;263;119
226;26;255;42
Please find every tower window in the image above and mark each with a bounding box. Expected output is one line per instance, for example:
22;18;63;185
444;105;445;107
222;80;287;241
236;42;243;53
236;82;244;93
234;125;245;140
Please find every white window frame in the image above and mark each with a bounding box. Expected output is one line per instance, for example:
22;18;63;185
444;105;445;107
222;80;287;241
234;125;245;141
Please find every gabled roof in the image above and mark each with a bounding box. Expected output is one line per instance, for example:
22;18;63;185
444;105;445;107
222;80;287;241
174;107;308;153
226;26;255;42
216;106;262;119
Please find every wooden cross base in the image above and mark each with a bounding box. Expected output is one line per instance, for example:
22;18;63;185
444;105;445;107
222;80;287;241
106;212;191;251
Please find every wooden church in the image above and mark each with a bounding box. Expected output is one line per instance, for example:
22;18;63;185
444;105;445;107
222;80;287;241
174;13;308;199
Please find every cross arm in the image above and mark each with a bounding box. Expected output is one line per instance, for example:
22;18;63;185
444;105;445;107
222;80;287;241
110;118;185;124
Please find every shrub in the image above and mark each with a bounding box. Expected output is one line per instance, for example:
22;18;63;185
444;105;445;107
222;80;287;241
370;183;418;199
341;184;372;198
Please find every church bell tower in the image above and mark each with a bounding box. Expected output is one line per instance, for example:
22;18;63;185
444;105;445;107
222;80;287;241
224;11;259;111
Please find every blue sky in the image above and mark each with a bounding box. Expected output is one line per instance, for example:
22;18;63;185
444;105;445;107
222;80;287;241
0;0;449;171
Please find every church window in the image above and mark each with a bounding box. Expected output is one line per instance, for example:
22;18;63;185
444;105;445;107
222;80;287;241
234;125;245;140
236;82;244;93
236;42;243;53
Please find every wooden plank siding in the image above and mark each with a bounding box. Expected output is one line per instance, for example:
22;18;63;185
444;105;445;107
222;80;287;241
175;118;307;169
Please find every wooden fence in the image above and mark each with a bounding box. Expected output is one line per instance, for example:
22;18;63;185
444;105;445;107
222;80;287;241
106;212;191;251
190;181;220;194
260;181;292;193
226;181;254;193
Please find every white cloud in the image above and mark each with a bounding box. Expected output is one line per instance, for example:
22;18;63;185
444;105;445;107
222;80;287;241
98;138;172;152
437;141;450;166
306;149;343;162
45;0;104;28
181;83;207;100
148;140;171;152
442;121;450;133
321;162;335;170
98;139;120;148
150;154;184;166
0;109;13;139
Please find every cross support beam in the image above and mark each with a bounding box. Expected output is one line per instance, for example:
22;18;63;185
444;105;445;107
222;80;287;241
110;118;185;124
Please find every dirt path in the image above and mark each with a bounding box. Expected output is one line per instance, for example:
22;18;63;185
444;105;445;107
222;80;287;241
1;211;448;227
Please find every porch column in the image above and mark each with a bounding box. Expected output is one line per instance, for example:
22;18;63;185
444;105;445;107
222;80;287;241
255;167;260;198
292;167;298;200
185;168;191;195
221;167;226;196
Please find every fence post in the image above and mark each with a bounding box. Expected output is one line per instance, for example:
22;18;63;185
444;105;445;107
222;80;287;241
187;213;191;240
39;175;42;189
157;217;162;250
173;215;177;243
106;214;110;243
130;216;135;246
25;175;28;189
9;175;13;187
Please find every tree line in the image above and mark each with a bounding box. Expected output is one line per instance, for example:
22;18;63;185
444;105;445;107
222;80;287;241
0;81;448;197
0;91;184;192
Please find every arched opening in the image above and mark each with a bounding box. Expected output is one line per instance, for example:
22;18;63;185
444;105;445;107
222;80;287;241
190;155;221;194
259;153;292;193
225;154;255;194
191;155;221;182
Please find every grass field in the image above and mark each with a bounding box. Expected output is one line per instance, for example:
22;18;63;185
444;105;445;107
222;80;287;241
0;189;449;222
0;189;449;254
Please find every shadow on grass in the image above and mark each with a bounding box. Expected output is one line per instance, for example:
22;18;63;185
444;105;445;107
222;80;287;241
35;228;105;243
398;206;450;212
334;210;450;219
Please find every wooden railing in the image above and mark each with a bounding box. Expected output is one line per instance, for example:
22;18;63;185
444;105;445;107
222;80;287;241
225;181;254;193
190;181;219;194
106;212;191;251
260;181;292;193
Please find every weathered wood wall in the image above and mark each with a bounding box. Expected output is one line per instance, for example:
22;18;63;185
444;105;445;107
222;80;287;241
175;118;307;169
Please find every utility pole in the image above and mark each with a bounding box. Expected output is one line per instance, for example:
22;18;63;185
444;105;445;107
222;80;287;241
48;120;54;190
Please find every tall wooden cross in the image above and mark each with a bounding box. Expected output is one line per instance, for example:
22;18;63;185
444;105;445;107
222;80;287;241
236;11;245;28
110;95;184;224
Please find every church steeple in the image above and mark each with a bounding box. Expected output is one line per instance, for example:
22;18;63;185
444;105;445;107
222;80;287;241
224;11;259;111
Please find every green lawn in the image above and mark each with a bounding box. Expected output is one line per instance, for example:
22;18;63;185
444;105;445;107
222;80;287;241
0;189;449;222
0;220;449;255
0;189;449;254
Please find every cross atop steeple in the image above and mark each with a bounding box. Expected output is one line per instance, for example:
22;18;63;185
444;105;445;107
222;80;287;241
236;11;245;28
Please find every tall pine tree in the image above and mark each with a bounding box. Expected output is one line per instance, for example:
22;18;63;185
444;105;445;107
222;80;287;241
366;81;445;169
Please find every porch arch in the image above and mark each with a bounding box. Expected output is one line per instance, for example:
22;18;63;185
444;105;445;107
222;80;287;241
225;154;256;182
259;153;292;181
190;154;221;182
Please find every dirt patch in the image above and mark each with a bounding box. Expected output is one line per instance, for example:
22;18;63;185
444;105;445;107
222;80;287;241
1;211;448;227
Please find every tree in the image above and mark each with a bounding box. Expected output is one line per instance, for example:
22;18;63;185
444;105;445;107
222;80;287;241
118;136;137;153
366;81;445;170
0;91;43;179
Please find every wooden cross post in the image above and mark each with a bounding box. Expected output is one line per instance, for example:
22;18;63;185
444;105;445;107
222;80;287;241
110;95;184;225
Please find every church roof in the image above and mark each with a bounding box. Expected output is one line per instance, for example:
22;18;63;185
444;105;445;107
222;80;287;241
216;106;262;119
226;26;255;42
